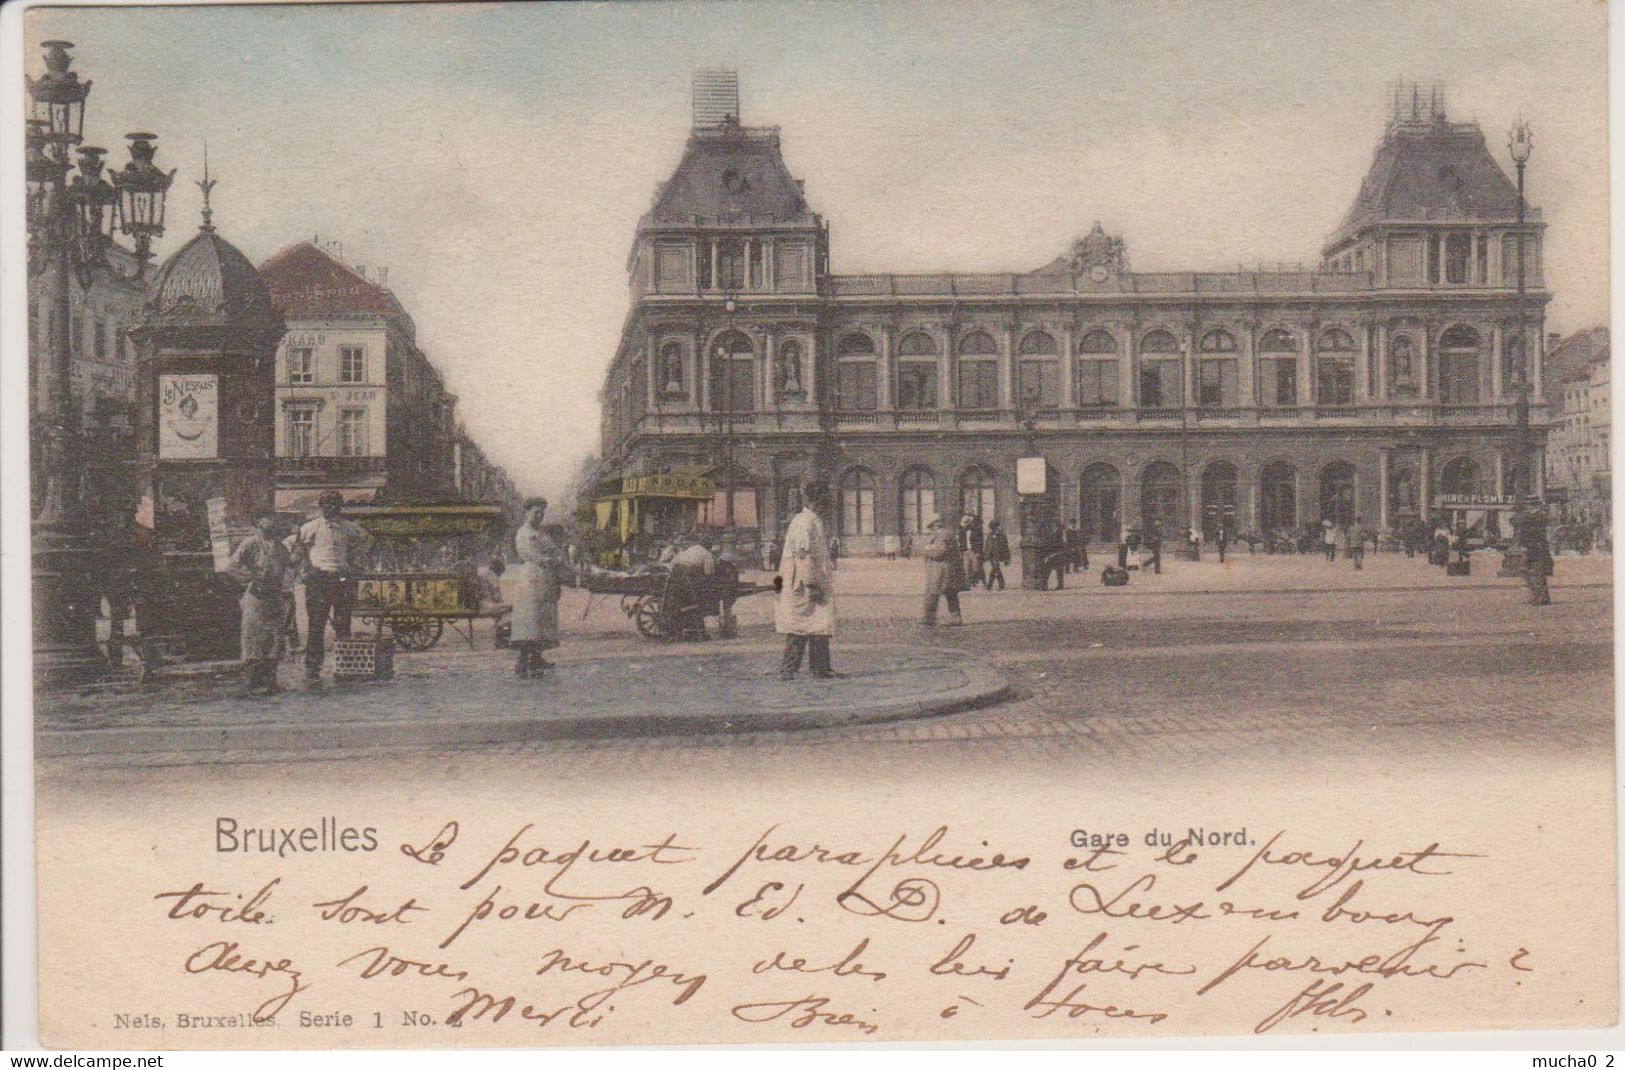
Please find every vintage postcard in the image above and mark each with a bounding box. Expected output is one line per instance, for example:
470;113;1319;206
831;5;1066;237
6;0;1616;1051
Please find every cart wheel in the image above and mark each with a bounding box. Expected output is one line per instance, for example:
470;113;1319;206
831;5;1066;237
634;596;667;639
393;618;444;651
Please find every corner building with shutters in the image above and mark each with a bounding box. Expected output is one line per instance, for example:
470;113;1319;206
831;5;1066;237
597;78;1552;554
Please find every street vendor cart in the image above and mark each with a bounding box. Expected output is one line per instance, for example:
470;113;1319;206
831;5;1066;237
348;503;509;651
582;559;772;640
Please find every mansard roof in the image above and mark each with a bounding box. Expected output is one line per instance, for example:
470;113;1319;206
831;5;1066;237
258;241;414;336
1328;116;1525;250
640;119;819;231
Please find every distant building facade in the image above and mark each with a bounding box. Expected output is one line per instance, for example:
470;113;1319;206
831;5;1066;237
1544;327;1610;525
258;242;461;510
597;78;1553;553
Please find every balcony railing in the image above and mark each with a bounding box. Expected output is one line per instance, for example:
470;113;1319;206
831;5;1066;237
620;401;1536;440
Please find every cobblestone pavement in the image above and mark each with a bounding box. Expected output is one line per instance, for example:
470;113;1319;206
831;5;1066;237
38;552;1612;777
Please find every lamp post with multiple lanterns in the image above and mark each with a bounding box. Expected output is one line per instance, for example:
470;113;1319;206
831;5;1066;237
1499;118;1540;578
26;39;174;680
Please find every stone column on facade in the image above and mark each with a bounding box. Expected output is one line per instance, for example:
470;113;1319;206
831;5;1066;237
1248;472;1260;532
1423;325;1437;401
764;239;775;291
695;326;709;411
744;238;753;290
1490;324;1504;404
1293;468;1302;527
1495;451;1506;498
999;321;1015;411
645;338;658;412
1060;326;1076;410
1122;327;1138;409
938;322;954;416
1356;322;1372;403
759;328;772;413
1379;447;1391;531
1375;322;1389;402
1183;323;1198;407
1532;322;1546;404
878;322;894;411
1419;447;1432;521
1241;318;1259;410
709;240;719;292
1299;324;1313;408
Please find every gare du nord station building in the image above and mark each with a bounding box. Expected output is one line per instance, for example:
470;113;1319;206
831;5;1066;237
596;76;1550;555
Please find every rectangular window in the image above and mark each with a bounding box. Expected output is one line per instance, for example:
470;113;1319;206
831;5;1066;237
728;359;754;412
958;360;999;409
836;362;877;411
748;242;765;290
1077;360;1119;406
1427;235;1441;283
1439;354;1480;404
285;406;316;458
1475;236;1488;282
94;318;106;359
718;240;745;290
288;347;315;384
1317;359;1356;405
338;408;368;456
1139;360;1180;408
1262;359;1297;407
697;242;713;290
898;361;937;411
1445;234;1471;284
339;346;365;384
1018;360;1060;410
1199;359;1238;407
841;487;875;536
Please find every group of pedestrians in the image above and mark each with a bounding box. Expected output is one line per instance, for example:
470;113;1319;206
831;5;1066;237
226;489;372;696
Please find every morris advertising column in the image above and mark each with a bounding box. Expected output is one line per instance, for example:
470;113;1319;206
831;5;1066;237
128;189;284;660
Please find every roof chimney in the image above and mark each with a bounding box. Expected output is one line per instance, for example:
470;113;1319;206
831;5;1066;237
692;68;740;130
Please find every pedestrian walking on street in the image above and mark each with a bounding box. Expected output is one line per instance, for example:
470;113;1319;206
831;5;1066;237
227;511;293;697
293;490;370;681
1345;516;1366;571
776;481;837;678
984;519;1010;590
1520;509;1554;606
1064;521;1083;573
1322;519;1338;562
920;516;965;626
508;497;564;677
1144;518;1163;575
958;514;983;591
1216;522;1230;564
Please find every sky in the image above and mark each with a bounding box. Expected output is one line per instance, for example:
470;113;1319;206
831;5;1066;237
24;0;1610;501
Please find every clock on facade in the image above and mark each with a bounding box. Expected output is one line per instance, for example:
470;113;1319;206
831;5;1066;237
1089;264;1109;282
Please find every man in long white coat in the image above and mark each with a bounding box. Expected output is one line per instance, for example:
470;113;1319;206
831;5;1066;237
776;481;836;680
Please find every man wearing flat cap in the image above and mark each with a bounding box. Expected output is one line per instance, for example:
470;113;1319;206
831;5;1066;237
292;489;369;680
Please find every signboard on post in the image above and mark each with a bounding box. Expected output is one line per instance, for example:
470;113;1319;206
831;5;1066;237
1016;456;1047;496
157;373;219;459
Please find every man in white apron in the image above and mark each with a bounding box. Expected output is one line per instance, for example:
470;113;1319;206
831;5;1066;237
775;482;836;679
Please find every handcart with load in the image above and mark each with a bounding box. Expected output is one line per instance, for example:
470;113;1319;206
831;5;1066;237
348;503;511;651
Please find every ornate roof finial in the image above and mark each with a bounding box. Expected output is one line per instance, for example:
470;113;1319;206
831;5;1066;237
196;142;217;232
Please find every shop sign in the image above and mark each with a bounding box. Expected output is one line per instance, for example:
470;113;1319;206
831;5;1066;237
1438;494;1515;507
357;575;472;613
622;471;716;498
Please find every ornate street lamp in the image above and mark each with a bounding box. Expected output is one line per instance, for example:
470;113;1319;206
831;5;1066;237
111;132;176;272
26;41;171;681
1499;118;1540;579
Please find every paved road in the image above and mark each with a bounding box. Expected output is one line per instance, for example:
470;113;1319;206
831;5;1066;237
38;553;1611;776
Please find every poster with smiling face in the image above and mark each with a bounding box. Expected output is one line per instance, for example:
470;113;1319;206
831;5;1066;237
157;373;219;460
